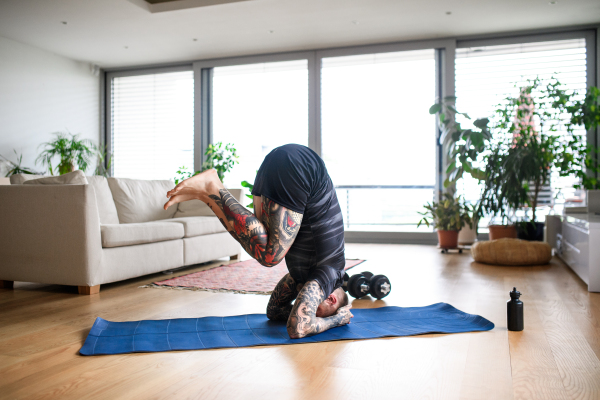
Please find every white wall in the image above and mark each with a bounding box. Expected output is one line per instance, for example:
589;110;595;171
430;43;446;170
0;36;99;175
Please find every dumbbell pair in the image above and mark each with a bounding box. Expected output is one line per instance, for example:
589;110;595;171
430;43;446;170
342;271;392;299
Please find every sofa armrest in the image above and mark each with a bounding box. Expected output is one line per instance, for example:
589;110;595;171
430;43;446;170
0;184;102;286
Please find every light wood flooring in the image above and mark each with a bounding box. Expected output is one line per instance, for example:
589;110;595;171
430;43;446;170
1;244;600;400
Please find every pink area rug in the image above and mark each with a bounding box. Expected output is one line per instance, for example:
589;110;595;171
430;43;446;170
143;259;365;295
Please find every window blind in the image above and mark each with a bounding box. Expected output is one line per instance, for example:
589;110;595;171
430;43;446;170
455;38;587;210
212;60;309;187
111;70;194;180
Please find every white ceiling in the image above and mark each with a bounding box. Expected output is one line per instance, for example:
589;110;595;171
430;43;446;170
0;0;598;69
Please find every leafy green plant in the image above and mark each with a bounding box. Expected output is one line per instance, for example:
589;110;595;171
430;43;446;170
433;78;600;225
174;142;239;185
201;142;239;183
477;142;512;224
0;150;39;177
36;132;96;175
241;179;254;208
174;165;196;185
94;145;113;177
493;79;600;221
492;81;558;222
417;193;472;231
429;97;491;188
429;97;492;226
546;83;600;190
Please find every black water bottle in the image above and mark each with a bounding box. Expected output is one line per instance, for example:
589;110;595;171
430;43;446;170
507;287;524;331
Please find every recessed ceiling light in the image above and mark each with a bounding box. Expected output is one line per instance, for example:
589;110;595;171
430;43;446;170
124;46;129;49
268;30;274;34
351;20;359;25
193;38;198;41
61;21;67;25
446;11;452;15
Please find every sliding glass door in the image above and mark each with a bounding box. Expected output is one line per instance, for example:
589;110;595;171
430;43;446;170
212;60;309;188
321;49;437;231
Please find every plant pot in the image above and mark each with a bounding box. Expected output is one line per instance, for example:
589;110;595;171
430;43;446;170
437;230;459;249
516;222;545;241
458;221;477;245
488;225;517;241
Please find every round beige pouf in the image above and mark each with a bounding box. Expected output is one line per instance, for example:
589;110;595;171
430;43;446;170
471;238;552;266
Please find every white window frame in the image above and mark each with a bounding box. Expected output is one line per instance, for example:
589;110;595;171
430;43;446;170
105;64;193;177
102;26;599;244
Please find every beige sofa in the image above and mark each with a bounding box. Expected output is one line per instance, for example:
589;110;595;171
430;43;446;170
0;173;241;294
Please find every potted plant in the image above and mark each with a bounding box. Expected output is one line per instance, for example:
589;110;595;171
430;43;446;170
431;97;522;240
1;150;40;176
493;82;554;240
36;132;96;175
494;79;600;240
417;193;472;249
476;141;519;240
433;79;600;242
429;97;491;243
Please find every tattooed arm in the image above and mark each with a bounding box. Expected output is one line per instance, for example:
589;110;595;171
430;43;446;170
266;273;299;321
287;281;353;339
208;190;302;267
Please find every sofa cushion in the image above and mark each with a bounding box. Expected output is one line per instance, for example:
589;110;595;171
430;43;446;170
23;170;88;185
101;221;184;248
107;177;177;223
87;176;120;225
167;217;227;237
9;174;43;184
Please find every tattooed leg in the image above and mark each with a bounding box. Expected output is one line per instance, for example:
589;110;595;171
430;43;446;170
266;273;299;321
287;281;353;339
208;191;302;266
164;169;303;267
164;169;231;227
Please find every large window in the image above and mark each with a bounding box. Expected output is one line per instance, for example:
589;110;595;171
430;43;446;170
455;38;588;220
106;30;595;241
212;60;309;188
111;70;194;180
321;49;436;231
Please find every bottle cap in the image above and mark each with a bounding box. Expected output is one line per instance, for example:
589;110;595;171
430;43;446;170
510;287;521;299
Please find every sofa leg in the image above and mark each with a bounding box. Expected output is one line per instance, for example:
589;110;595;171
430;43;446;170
0;280;14;289
78;285;100;295
230;254;239;261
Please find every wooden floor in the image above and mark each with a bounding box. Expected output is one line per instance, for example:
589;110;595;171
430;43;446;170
1;244;600;400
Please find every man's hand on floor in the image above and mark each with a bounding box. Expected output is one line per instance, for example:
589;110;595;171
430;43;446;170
335;305;353;325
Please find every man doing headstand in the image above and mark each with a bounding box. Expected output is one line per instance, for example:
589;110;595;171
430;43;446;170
164;144;353;339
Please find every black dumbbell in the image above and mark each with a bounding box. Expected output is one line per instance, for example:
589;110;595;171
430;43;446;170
342;271;392;299
369;274;391;299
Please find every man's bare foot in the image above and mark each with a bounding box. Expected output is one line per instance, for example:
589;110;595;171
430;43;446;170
164;169;223;210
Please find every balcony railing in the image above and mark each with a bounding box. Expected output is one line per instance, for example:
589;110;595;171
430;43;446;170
334;185;436;231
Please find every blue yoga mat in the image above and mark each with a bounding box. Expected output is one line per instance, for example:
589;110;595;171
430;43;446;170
79;303;494;356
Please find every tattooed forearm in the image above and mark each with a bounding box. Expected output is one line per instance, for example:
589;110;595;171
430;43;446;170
287;281;345;339
266;273;299;321
208;190;302;267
